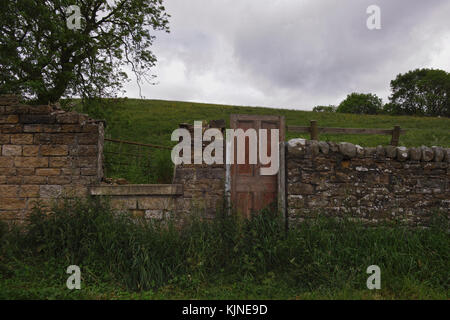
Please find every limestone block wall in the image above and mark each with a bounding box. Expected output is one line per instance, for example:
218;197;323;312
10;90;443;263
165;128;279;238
171;121;227;218
286;139;450;225
0;97;227;222
89;184;184;219
173;164;226;218
0;94;104;221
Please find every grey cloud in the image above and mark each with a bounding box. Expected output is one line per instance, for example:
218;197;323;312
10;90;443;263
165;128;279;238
129;0;450;109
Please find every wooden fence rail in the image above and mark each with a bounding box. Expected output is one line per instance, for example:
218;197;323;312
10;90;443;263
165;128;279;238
104;138;172;150
287;120;407;146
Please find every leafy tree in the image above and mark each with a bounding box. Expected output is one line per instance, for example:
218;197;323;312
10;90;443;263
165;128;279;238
0;0;170;104
312;105;336;113
388;68;450;117
336;93;382;115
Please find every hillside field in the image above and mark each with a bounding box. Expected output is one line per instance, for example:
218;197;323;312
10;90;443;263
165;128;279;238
75;98;450;183
82;98;450;148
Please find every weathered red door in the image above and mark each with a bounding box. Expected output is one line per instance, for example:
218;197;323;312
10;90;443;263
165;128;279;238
230;114;285;217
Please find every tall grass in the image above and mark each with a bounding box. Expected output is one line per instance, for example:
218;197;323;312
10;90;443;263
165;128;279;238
1;198;448;297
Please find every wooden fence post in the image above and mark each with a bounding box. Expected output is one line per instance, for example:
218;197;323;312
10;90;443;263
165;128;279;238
391;125;400;146
310;120;319;140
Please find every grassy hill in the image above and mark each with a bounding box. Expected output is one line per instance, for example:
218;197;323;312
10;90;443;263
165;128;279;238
76;98;450;183
83;98;450;147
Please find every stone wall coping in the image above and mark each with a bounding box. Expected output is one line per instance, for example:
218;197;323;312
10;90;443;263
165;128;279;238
0;94;105;126
89;184;183;196
287;138;450;162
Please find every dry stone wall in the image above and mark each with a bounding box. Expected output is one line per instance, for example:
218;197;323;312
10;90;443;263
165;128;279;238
2;92;447;226
286;138;450;225
0;95;227;222
0;95;104;220
171;121;226;218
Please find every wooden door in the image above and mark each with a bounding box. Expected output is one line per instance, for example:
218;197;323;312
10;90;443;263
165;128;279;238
230;114;285;217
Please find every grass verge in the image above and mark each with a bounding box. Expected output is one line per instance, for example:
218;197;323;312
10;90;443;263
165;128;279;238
0;198;448;299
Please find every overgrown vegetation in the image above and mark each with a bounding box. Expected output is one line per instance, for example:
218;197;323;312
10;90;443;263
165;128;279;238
0;198;448;299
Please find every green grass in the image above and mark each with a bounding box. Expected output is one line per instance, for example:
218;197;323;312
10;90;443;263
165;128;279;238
71;98;450;183
77;98;450;148
0;198;448;300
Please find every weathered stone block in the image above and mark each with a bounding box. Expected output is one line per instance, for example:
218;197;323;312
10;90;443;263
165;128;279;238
75;157;97;168
48;176;71;185
72;145;98;157
355;145;364;157
409;147;422;161
364;147;376;157
23;125;42;133
49;157;71;168
0;124;22;133
20;114;55;124
421;146;434;162
0;134;10;144
110;198;137;210
288;195;304;208
62;185;88;197
385;146;397;158
138;197;174;210
22;145;39;156
396;147;409;161
56;112;79;124
307;140;320;156
376;145;385;158
23;176;47;184
36;168;61;176
432;146;444;162
327;141;339;153
39;185;63;198
318;141;330;154
60;124;82;133
289;183;314;195
81;123;99;133
41;145;68;156
144;210;165;219
80;167;97;176
10;134;33;144
130;209;146;218
339;142;356;158
19;185;40;197
27;105;53;114
78;133;98;144
14;157;48;168
7;176;22;184
0;198;26;210
2;145;22;156
0;185;19;197
0;115;19;124
16;168;34;176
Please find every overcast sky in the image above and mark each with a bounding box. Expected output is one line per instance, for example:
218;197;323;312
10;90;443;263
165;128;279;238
123;0;450;110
